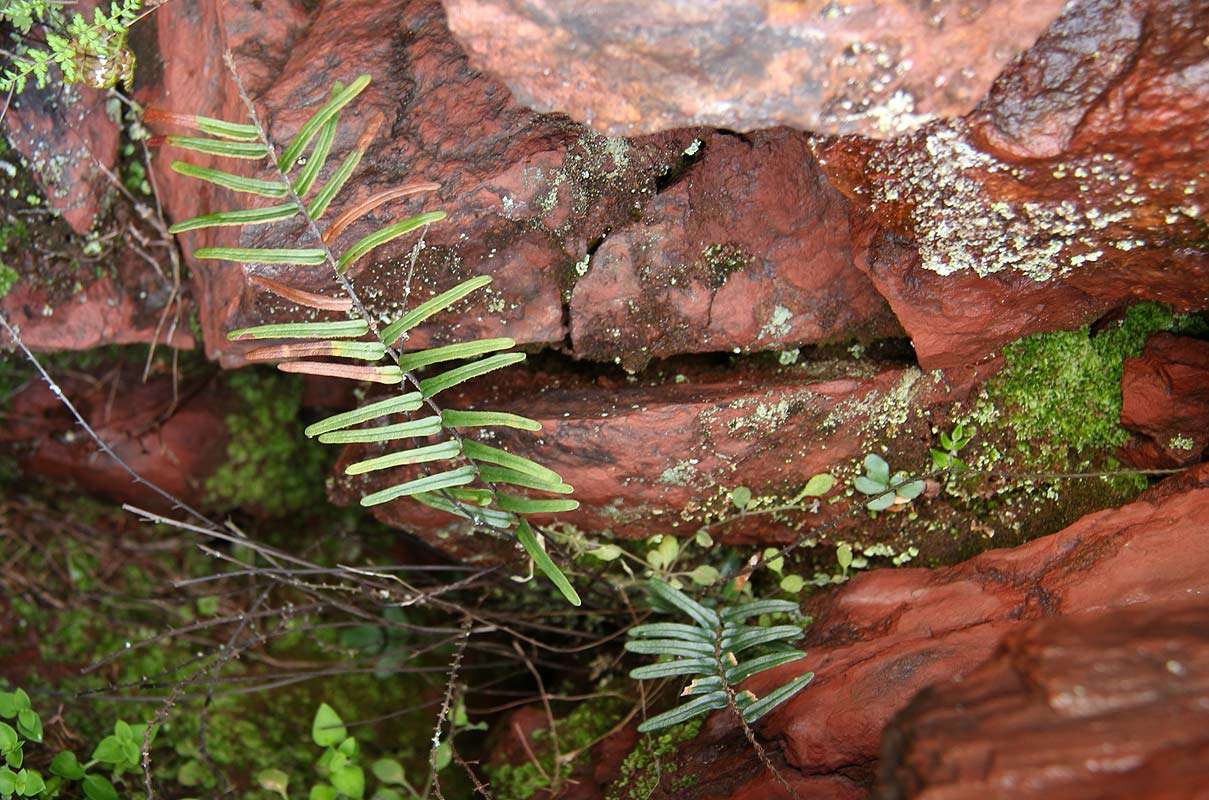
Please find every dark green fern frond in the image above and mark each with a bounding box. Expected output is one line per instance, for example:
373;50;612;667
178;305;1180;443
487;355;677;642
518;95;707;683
626;580;813;732
156;74;581;605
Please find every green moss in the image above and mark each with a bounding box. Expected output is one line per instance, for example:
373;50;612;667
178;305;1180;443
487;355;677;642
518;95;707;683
605;718;702;800
989;303;1199;454
204;369;327;516
484;691;628;800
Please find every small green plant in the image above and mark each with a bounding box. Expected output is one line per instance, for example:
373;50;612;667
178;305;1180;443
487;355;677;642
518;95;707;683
625;580;813;733
256;700;484;799
853;453;924;511
930;423;975;471
0;687;146;800
1;0;142;94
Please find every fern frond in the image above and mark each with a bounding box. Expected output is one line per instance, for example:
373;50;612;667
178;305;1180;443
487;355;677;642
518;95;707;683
516;519;581;607
419;353;526;398
475;466;573;495
243;341;386;362
360;465;478;507
307;146;365;219
162;74;581;604
293;95;340;197
493;495;579;514
276;362;403;384
316;416;442;444
628;579;812;733
166;135;269;159
196;247;327;266
249;275;354;312
278;75;371;172
336;212;447;273
396;338;515;371
344;440;463;475
461;440;563;484
169;204;300;234
440;410;541;431
412;492;515;528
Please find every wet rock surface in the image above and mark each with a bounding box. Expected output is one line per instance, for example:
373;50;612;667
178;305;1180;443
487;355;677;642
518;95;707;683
1;363;231;511
140;0;911;369
440;0;1065;138
1;77;117;236
877;601;1209;800
1120;332;1209;467
328;354;988;556
814;0;1209;369
568;129;898;369
638;466;1209;798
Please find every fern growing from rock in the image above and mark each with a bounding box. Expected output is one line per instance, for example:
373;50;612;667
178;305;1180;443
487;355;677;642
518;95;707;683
626;579;814;732
155;74;581;605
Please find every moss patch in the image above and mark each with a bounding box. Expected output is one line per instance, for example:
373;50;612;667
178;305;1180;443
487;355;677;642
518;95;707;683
204;370;327;516
988;303;1205;453
605;718;702;800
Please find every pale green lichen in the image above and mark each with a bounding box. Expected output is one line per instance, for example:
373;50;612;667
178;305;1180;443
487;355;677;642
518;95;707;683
821;367;923;438
1170;434;1195;451
658;460;699;486
758;305;793;340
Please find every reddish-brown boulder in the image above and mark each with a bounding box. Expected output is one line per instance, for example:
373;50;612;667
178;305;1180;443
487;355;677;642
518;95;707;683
140;0;907;368
877;602;1209;800
441;0;1065;138
0;241;194;352
329;357;987;555
1120;332;1209;467
654;466;1209;796
1;364;231;511
568;129;898;368
1;56;117;235
485;705;550;768
141;0;690;366
815;0;1209;369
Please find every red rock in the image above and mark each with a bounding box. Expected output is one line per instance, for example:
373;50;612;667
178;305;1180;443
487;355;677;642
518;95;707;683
814;0;1209;369
485;705;549;768
141;0;693;367
0;243;194;352
2;364;232;511
1120;332;1209;467
568;129;898;368
656;469;1209;797
329;357;988;556
1;23;118;235
558;724;638;800
877;602;1209;799
440;0;1065;138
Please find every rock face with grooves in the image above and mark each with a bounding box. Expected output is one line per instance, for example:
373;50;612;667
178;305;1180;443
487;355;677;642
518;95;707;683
815;0;1209;368
568;129;898;369
644;466;1209;798
440;0;1066;138
877;602;1209;800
